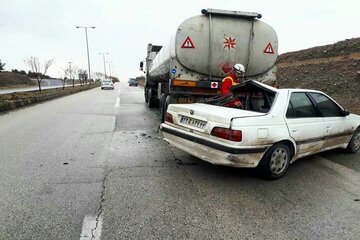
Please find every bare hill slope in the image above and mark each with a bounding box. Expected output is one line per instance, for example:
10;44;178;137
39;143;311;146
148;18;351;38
0;72;35;87
277;37;360;114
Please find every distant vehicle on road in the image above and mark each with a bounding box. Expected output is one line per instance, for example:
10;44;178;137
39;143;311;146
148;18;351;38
160;80;360;179
101;79;114;90
128;78;139;86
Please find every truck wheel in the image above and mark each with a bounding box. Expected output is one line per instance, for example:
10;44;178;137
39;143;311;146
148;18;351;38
258;143;291;180
147;88;156;108
160;93;167;123
346;127;360;153
144;88;149;103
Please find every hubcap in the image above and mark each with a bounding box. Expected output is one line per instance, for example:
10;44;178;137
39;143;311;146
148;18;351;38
270;147;288;174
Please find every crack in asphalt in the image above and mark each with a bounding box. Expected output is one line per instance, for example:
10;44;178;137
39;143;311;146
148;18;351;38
90;168;113;240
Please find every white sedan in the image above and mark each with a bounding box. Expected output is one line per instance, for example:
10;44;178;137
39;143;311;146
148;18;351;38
101;79;114;90
160;80;360;179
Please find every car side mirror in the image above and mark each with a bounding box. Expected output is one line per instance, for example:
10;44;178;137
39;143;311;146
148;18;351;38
342;110;350;116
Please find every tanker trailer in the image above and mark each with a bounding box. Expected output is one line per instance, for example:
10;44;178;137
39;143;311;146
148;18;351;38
140;8;278;122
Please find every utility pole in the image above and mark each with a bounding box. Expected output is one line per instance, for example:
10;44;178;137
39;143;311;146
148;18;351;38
68;61;73;87
76;26;95;83
107;61;113;78
99;52;109;79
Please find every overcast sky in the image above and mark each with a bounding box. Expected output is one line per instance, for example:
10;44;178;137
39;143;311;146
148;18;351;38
1;0;359;81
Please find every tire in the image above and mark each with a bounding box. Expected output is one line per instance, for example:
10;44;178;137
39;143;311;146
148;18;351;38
258;143;291;180
160;93;167;123
147;88;156;108
144;88;149;103
161;95;173;123
346;127;360;153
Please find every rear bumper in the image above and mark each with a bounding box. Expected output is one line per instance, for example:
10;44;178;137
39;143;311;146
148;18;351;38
160;124;269;168
101;85;114;89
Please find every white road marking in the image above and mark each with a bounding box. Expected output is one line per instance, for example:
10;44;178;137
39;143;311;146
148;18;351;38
115;97;120;108
80;214;103;240
115;89;121;109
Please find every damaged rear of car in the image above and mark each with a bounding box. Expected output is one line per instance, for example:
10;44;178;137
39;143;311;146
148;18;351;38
160;80;293;178
160;80;360;179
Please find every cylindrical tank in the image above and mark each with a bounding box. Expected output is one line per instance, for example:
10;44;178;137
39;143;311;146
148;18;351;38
149;12;278;80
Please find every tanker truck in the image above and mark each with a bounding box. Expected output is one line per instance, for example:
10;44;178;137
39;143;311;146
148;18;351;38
140;8;278;122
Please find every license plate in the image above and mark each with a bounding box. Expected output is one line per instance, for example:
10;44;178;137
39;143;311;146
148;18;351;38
180;116;207;129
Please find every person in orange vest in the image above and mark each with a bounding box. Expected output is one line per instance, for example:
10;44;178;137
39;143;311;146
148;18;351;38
220;63;245;108
220;63;245;94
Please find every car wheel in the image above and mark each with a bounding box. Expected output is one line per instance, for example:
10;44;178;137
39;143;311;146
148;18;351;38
259;143;291;179
346;127;360;153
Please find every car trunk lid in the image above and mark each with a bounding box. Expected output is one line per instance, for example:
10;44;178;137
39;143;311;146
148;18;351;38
168;103;265;133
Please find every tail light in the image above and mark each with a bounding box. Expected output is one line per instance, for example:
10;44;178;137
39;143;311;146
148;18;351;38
211;127;242;142
165;113;174;123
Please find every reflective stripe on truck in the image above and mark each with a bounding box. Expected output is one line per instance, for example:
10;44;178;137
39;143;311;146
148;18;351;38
171;79;221;89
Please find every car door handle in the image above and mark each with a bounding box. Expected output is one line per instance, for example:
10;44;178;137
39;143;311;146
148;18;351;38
291;129;298;133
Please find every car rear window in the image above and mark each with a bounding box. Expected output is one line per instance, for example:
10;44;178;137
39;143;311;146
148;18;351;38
204;85;275;113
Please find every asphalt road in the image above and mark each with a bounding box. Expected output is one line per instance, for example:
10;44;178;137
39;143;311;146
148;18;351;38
0;81;359;239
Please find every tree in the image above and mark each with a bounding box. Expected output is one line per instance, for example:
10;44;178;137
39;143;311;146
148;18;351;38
27;71;38;78
93;72;104;82
70;65;78;87
59;68;69;90
110;76;119;82
77;69;87;85
63;64;79;88
0;59;5;71
24;57;54;91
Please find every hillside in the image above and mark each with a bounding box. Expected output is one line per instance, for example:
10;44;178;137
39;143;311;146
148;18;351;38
276;37;360;114
0;71;35;88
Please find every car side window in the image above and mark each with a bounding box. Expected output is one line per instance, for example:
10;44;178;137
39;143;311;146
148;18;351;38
286;101;296;118
309;92;343;117
286;92;317;118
